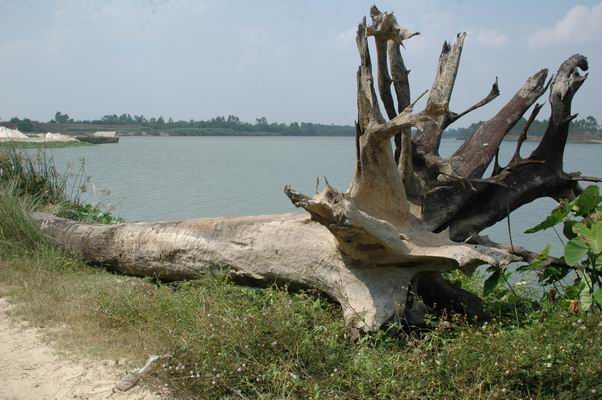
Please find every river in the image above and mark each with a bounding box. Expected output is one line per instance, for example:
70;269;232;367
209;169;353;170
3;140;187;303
48;136;601;257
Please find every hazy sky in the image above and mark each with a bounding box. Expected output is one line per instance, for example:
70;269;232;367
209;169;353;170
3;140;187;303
1;0;600;126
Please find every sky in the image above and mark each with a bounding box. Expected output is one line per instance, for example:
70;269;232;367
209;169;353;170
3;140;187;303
0;0;601;126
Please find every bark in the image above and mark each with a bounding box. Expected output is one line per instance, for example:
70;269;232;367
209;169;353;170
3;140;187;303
32;7;593;332
413;272;488;320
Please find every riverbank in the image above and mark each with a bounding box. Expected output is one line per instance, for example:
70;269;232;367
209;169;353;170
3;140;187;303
3;234;600;399
127;131;602;143
0;147;601;399
0;298;161;399
448;133;602;144
499;133;602;144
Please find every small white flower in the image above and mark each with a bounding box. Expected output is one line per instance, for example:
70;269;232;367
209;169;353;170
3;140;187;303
545;362;552;368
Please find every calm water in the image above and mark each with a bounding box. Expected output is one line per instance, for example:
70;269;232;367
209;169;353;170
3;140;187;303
48;136;601;256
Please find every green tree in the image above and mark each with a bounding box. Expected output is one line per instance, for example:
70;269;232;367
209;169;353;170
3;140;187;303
17;118;34;132
54;112;71;123
585;116;599;130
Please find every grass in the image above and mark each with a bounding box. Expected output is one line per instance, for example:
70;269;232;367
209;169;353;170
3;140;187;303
0;148;601;399
0;140;93;149
0;188;49;257
0;149;70;204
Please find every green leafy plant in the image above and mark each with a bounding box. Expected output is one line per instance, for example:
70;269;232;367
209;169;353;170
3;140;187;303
521;185;602;312
57;201;122;224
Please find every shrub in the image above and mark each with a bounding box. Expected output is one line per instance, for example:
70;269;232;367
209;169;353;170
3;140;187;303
0;186;48;256
57;201;122;224
483;185;602;314
0;148;69;204
521;185;602;312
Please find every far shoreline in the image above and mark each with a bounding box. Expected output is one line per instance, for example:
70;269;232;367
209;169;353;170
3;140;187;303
116;132;602;144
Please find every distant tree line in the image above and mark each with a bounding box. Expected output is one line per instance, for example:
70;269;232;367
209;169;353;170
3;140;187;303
0;112;356;136
2;112;600;138
41;112;354;136
445;115;601;139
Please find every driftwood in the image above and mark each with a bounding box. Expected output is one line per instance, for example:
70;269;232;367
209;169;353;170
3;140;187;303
33;6;592;332
115;354;165;392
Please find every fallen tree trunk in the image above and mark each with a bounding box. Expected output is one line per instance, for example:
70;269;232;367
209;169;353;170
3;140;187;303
33;212;511;331
33;6;593;332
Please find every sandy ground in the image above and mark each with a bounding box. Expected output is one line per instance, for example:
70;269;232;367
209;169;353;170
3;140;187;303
0;298;163;400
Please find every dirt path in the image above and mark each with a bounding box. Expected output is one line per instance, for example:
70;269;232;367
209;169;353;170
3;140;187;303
0;298;163;400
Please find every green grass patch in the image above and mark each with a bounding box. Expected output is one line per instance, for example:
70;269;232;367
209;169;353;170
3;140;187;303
0;141;94;149
0;189;49;257
56;201;123;224
1;246;600;399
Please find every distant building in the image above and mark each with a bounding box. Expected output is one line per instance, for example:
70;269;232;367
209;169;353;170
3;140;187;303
93;131;118;138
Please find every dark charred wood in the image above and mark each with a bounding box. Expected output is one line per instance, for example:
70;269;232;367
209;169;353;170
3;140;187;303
450;69;550;178
413;272;488;321
530;55;588;170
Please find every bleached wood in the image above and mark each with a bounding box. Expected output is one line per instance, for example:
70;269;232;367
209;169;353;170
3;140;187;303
33;212;512;331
